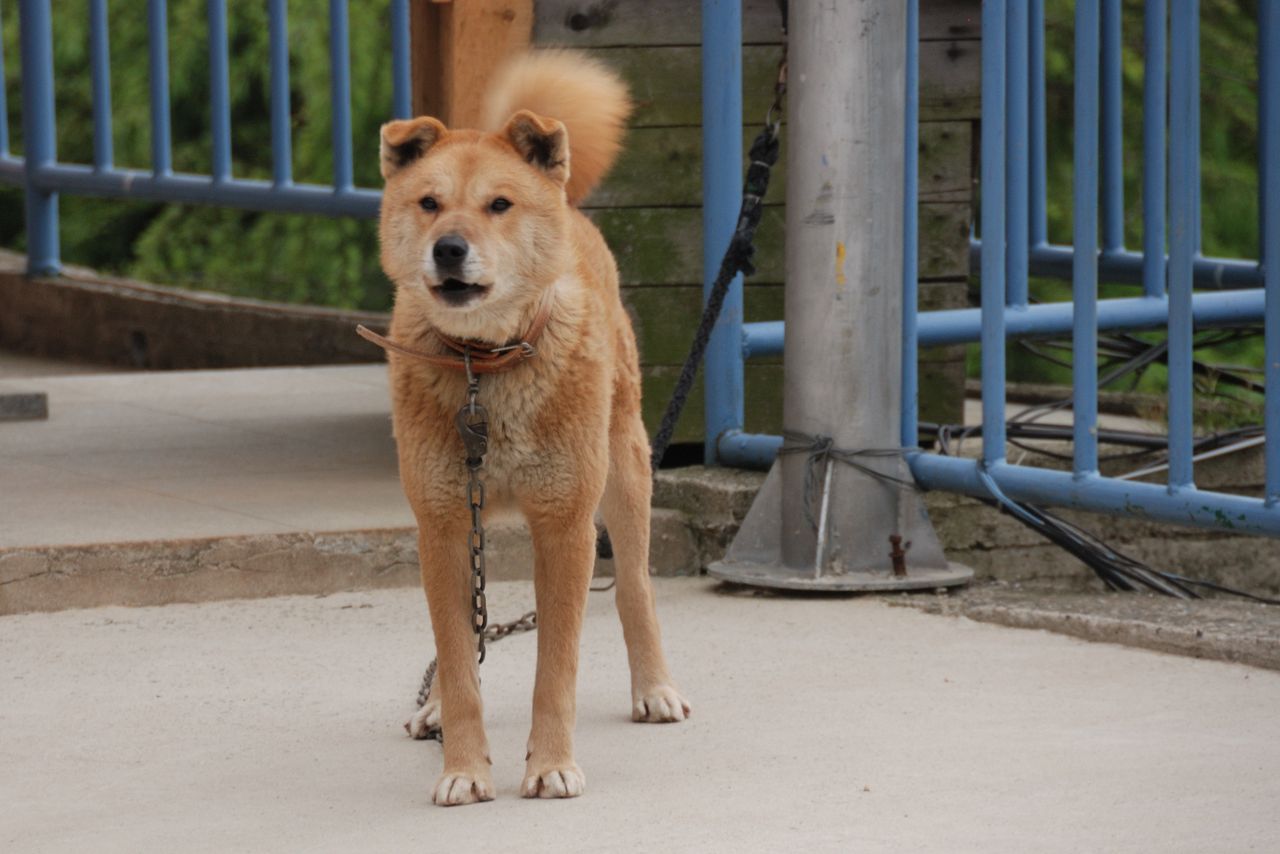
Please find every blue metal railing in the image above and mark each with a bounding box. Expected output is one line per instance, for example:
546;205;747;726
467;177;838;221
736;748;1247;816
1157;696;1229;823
0;0;412;275
702;0;1279;535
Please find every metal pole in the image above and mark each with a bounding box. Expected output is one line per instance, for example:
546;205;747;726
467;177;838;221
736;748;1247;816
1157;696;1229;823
710;0;969;591
700;0;745;464
17;0;60;275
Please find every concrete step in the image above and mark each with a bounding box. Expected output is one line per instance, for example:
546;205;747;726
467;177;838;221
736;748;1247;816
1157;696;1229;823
2;363;1273;615
0;365;699;614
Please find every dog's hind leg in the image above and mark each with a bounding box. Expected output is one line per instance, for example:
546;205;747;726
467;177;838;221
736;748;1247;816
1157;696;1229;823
600;412;691;724
417;524;495;806
520;505;597;798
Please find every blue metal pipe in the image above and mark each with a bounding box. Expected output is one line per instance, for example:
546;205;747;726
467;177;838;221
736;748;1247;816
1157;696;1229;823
28;163;381;218
148;0;172;176
909;456;1280;537
17;0;60;275
1029;0;1048;246
1142;0;1167;298
969;238;1261;289
328;0;354;192
1100;0;1125;252
740;288;1267;358
715;445;1280;538
89;0;113;170
902;0;920;448
208;0;232;183
716;430;782;470
1005;0;1030;308
1168;2;1198;490
1263;0;1280;505
700;0;745;464
980;0;1008;466
391;0;411;120
268;0;292;187
1073;0;1101;476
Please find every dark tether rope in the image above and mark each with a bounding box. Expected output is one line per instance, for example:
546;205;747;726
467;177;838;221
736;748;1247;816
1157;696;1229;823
596;109;784;560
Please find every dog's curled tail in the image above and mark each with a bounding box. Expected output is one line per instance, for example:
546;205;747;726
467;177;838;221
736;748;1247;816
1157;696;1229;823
484;50;632;206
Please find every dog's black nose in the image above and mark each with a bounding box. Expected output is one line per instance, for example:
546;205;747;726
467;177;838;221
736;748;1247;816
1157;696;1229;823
433;235;469;270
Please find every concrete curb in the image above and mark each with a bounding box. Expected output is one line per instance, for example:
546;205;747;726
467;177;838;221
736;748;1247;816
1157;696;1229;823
898;588;1280;671
0;510;698;614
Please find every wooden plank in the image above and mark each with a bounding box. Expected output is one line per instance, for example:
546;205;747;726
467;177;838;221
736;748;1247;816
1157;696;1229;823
535;0;978;47
535;0;784;47
586;205;785;286
920;0;980;41
920;38;981;121
411;0;533;127
623;283;783;366
594;203;965;289
593;45;782;128
595;121;967;209
641;364;783;444
593;125;786;207
919;121;972;203
919;202;972;280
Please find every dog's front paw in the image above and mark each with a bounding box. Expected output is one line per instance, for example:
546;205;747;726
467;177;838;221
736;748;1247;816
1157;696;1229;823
405;696;441;740
431;768;494;806
633;684;691;723
521;762;586;799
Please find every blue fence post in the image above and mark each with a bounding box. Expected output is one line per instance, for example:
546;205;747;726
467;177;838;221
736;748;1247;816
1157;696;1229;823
1168;2;1198;490
89;0;113;171
391;0;412;120
1072;0;1101;477
329;0;354;193
17;0;60;275
0;2;8;159
1005;0;1029;308
208;0;232;183
1262;0;1279;505
700;0;745;463
268;0;293;187
980;0;1008;467
1028;0;1048;247
147;0;172;176
1100;0;1124;253
1142;0;1167;298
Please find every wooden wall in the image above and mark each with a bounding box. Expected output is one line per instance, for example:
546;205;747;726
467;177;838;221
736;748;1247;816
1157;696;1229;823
531;0;980;443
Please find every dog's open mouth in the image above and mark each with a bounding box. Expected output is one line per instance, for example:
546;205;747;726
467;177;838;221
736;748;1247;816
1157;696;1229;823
430;278;489;306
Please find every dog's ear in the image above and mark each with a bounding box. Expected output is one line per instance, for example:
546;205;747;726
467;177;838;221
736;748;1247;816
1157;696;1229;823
502;110;570;187
380;117;448;180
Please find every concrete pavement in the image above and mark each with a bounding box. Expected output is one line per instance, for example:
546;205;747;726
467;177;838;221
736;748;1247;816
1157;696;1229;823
3;578;1278;853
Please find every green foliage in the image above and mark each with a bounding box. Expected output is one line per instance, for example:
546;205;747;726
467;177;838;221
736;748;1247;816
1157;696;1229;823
1;0;394;310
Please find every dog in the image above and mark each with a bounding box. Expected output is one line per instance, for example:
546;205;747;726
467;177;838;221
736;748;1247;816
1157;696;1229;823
373;50;690;806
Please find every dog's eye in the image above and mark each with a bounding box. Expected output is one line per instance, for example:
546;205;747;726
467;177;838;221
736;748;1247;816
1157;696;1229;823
489;197;513;213
419;196;438;212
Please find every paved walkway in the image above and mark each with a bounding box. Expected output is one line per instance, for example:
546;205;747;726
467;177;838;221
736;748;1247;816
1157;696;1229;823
0;365;409;549
3;578;1278;853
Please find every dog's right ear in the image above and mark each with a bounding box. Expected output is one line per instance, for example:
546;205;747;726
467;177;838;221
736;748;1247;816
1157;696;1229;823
380;117;448;180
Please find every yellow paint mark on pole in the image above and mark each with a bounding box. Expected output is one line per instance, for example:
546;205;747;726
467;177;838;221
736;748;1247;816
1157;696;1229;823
835;241;847;286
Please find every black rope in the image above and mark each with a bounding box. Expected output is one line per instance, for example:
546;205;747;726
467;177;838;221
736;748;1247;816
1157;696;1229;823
778;430;917;529
597;86;785;560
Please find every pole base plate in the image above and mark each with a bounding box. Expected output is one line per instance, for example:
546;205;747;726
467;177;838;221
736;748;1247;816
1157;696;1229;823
708;559;973;592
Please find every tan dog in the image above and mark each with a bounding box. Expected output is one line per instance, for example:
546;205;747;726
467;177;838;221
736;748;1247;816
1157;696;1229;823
375;51;690;806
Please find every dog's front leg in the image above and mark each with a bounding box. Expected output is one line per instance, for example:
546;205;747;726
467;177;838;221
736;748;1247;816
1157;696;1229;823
520;506;596;799
418;524;495;806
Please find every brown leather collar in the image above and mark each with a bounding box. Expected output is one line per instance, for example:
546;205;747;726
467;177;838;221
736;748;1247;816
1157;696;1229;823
356;290;554;374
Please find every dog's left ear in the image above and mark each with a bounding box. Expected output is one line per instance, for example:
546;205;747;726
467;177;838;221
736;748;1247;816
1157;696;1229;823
502;110;570;187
